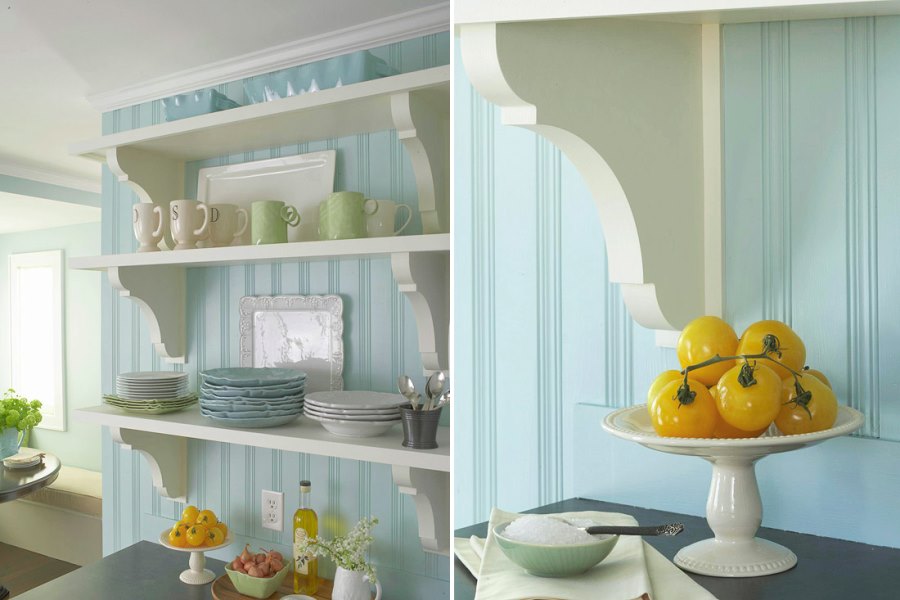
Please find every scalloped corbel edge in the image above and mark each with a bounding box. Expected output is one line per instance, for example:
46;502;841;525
390;251;448;373
106;146;185;250
108;265;186;363
459;22;713;333
391;465;449;555
110;427;187;502
391;90;449;235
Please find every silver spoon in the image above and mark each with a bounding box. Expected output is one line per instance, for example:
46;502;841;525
397;375;420;411
553;516;683;537
426;371;446;411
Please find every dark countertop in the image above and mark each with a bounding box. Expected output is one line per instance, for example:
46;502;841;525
454;498;900;600
16;541;225;599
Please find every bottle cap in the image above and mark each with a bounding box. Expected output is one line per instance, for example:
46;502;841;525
300;480;311;492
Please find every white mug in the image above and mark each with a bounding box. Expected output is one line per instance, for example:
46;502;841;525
170;200;210;250
365;199;412;237
207;203;249;247
133;203;164;252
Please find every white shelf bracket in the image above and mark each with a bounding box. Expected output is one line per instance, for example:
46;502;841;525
390;251;449;373
108;265;186;362
391;465;449;555
460;20;716;332
391;90;450;234
110;427;187;502
107;146;185;249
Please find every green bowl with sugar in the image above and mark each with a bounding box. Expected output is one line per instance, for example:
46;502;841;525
493;520;619;578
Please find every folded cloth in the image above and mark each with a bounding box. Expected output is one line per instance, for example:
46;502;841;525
474;509;653;600
457;515;718;600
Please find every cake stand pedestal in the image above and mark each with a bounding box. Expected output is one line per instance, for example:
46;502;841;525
602;405;863;577
158;529;234;584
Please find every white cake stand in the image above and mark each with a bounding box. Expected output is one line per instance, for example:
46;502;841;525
158;528;234;584
602;405;863;578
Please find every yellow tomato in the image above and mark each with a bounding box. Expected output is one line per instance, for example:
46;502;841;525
710;385;768;438
181;505;200;523
186;524;208;547
651;379;718;438
168;527;187;548
205;526;224;547
215;522;228;537
677;316;739;386
716;362;782;431
196;509;218;527
775;374;838;435
647;370;683;416
735;320;805;380
804;368;831;389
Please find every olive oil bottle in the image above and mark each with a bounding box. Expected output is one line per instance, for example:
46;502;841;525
293;480;319;594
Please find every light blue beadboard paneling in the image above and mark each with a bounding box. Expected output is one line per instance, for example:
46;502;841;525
457;16;900;547
453;42;680;528
100;34;449;599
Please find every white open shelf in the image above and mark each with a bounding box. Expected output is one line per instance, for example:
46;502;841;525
76;404;449;471
71;67;449;162
76;404;450;554
70;233;449;270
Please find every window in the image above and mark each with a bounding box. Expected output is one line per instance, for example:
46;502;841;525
9;250;65;431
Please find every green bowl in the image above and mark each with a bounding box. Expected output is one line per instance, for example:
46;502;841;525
224;563;291;599
493;522;619;578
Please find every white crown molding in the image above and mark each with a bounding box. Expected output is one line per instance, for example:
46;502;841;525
89;3;450;112
0;160;101;194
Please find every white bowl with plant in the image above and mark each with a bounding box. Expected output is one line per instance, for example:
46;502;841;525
0;389;42;460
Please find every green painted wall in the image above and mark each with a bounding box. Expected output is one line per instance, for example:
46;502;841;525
0;222;102;471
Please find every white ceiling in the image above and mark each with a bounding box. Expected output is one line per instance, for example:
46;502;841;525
0;192;100;235
0;0;447;189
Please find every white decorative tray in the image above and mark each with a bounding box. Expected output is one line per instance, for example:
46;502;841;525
239;295;343;393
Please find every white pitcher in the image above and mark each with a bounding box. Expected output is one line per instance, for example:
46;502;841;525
332;567;382;600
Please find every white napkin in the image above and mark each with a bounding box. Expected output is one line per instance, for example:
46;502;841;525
458;511;718;600
473;509;653;600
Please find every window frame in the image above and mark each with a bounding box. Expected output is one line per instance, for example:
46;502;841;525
9;249;66;431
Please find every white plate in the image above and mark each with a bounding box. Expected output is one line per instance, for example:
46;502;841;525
2;455;42;469
239;295;343;393
303;411;399;437
302;402;401;416
197;150;336;244
303;406;399;422
304;391;404;410
117;371;188;382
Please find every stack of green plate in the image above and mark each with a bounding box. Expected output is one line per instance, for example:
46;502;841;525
103;393;197;415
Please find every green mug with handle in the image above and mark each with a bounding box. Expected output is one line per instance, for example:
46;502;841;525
318;192;379;240
251;200;300;244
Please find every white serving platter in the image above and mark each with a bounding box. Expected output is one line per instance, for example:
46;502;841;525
239;295;343;393
196;150;336;244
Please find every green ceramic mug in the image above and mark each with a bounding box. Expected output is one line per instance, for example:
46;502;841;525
318;192;379;240
251;200;300;244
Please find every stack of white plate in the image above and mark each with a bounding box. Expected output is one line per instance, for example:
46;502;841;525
304;391;406;438
105;372;196;414
199;368;306;428
2;450;43;470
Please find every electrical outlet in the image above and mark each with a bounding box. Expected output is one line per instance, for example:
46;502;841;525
261;490;283;532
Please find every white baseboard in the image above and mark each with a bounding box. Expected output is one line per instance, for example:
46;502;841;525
0;499;101;566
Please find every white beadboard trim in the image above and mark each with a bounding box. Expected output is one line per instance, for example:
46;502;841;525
89;3;450;112
0;160;101;194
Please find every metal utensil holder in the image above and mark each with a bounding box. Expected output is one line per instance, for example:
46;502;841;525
400;406;442;449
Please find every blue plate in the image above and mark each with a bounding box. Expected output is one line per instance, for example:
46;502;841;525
200;382;305;398
199;399;303;412
200;406;303;419
200;387;304;402
201;412;301;428
200;368;306;387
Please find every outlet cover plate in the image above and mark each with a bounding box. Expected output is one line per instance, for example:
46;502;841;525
261;490;284;532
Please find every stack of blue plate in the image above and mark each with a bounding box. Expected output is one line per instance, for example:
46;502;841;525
199;368;306;428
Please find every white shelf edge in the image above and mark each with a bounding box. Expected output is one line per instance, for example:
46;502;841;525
69;234;450;271
76;405;450;472
69;66;450;160
454;0;900;26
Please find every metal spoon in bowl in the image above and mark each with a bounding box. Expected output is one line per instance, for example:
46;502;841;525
553;517;684;537
397;375;420;411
